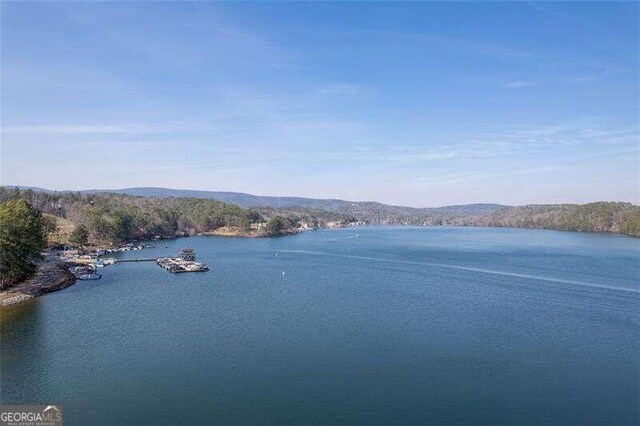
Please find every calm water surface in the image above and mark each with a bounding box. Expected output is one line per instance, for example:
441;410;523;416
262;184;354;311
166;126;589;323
1;227;639;424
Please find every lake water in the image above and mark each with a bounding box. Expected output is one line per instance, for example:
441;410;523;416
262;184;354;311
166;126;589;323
1;227;639;424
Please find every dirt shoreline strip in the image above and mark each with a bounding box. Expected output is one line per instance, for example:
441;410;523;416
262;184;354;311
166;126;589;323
0;259;76;308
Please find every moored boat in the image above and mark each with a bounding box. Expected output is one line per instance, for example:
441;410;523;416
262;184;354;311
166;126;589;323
78;273;102;280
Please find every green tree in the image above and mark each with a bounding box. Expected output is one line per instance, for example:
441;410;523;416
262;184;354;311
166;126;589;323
0;199;46;289
69;224;89;247
86;209;113;242
265;216;287;236
111;211;134;242
41;215;59;244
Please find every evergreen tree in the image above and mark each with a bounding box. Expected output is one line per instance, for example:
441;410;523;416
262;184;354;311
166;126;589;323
41;215;59;244
265;216;287;236
69;224;89;247
0;199;46;288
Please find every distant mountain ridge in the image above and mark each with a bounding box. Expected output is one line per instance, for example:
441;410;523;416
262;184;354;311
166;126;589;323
8;185;508;216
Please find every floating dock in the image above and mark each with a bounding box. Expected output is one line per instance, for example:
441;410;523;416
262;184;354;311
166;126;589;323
157;258;209;273
116;258;158;263
156;248;209;273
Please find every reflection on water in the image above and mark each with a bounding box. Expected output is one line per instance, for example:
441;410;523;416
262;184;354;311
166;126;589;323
1;300;50;401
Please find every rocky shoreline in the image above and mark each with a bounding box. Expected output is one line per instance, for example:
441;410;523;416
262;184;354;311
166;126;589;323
202;226;262;238
0;256;76;308
201;226;299;238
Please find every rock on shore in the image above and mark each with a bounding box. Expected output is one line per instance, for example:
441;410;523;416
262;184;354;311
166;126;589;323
0;259;76;308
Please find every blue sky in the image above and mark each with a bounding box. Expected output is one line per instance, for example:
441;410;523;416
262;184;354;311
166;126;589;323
1;1;638;207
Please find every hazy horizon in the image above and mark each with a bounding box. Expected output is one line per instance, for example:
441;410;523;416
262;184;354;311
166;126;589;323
2;2;638;206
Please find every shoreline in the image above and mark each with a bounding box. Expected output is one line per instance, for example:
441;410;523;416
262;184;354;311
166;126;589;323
200;226;262;238
200;226;299;238
0;255;76;308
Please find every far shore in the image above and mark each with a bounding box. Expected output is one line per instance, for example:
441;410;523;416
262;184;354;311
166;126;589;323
201;226;299;238
201;226;264;238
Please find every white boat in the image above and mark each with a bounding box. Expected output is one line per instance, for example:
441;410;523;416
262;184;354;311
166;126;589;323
71;265;102;280
78;273;102;280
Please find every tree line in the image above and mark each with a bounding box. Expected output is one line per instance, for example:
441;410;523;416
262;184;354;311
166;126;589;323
457;202;640;237
0;188;322;247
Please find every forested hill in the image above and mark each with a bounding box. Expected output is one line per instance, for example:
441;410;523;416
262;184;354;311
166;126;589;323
0;187;334;244
2;187;639;238
84;187;353;210
69;186;506;215
15;186;507;220
459;202;640;237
